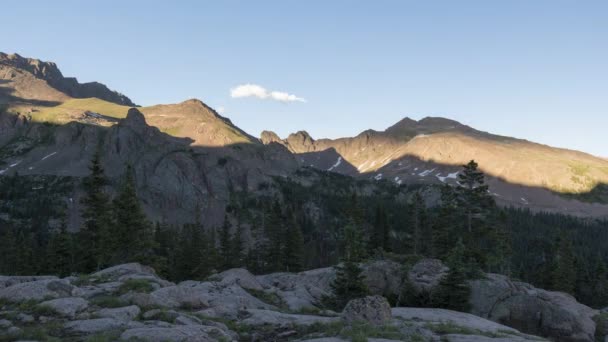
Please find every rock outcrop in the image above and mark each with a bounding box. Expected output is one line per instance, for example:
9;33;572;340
0;262;551;342
470;273;598;342
341;295;392;325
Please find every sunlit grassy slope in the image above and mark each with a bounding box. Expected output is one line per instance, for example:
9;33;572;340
29;97;253;146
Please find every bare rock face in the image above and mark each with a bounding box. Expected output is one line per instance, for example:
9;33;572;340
470;273;598;342
342;295;392;326
0;278;79;302
361;260;406;299
408;258;449;292
39;297;89;319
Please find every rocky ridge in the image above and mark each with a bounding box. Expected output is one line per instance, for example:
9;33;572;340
0;52;135;106
262;119;608;217
0;260;604;342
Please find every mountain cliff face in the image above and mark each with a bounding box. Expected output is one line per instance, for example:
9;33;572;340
263;118;608;216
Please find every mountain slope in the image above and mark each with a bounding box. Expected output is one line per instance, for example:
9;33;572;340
0;52;135;106
263;117;608;216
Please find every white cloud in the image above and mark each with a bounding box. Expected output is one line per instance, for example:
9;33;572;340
216;106;225;114
230;83;305;103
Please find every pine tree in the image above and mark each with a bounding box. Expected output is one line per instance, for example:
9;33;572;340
46;221;74;277
111;165;155;265
79;152;112;271
284;212;305;272
342;223;366;262
265;201;285;272
432;240;471;311
219;215;233;270
551;235;576;294
232;222;245;268
323;260;370;311
371;205;390;252
0;226;18;274
433;185;458;260
592;255;608;307
455;160;494;234
408;192;428;255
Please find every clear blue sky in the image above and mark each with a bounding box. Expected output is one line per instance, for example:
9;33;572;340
3;1;607;156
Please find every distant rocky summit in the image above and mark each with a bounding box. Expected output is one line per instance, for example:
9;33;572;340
0;52;135;106
0;259;604;341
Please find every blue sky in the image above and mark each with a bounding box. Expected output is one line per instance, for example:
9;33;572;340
3;1;607;156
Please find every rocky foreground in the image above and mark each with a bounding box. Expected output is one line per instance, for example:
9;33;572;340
0;260;605;342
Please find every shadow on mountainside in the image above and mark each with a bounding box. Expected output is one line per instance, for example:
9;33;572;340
291;147;608;217
1;106;607;219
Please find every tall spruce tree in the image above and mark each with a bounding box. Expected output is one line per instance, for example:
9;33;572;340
456;160;494;234
232;222;245;268
79;152;112;271
551;235;576;294
432;240;471;311
111;165;155;265
219;215;233;270
371;205;390;252
46;221;74;277
284;211;305;272
433;185;458;260
408;191;428;255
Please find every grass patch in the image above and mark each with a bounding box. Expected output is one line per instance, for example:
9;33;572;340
298;321;411;341
244;288;287;309
15;321;63;342
118;279;154;294
90;295;127;308
84;330;123;342
33;304;58;316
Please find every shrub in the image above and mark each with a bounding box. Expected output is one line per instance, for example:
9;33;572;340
118;279;154;294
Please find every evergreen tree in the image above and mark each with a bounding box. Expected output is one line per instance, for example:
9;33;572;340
408;191;428;255
232;222;245;268
111;165;155;265
592;255;608;307
323;260;370;311
219;215;233;270
46;221;74;277
284;212;305;272
433;240;471;311
551;235;576;294
342;223;366;262
433;185;458;260
0;226;18;274
265;201;285;272
79;152;112;271
371;205;390;252
455;160;494;234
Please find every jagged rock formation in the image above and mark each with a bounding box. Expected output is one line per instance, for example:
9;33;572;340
0;262;551;342
0;52;135;106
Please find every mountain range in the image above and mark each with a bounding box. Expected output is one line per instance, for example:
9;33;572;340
1;52;608;225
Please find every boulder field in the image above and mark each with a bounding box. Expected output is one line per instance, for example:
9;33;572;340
0;260;603;341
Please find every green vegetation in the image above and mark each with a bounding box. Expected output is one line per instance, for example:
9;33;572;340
2;156;608;310
118;279;154;294
90;296;127;308
32;98;130;124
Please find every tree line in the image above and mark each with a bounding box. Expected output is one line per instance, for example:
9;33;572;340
1;156;608;310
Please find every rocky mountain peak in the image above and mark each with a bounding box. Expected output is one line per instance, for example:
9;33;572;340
124;108;147;127
0;51;136;106
260;130;282;144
